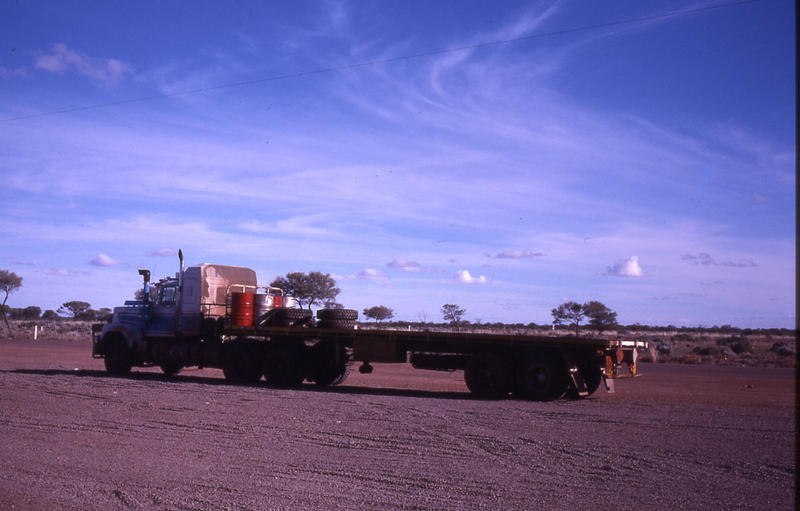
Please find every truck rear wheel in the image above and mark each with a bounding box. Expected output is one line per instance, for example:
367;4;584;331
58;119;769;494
223;341;263;384
104;335;132;376
514;351;568;401
264;343;304;388
464;352;511;399
309;341;350;386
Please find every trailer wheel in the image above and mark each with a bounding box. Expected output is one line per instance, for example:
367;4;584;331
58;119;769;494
223;342;263;384
159;361;184;377
264;344;304;388
104;335;133;376
464;353;511;399
514;351;568;401
309;341;350;386
567;362;602;398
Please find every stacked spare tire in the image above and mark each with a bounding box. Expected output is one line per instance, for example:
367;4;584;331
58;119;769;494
316;308;358;329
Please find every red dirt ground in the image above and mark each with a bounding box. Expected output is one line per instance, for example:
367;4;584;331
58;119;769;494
0;338;795;510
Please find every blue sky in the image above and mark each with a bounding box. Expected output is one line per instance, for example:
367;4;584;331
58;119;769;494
0;0;795;328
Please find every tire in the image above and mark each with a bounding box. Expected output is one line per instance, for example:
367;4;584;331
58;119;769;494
566;361;603;399
222;341;263;384
104;335;133;376
309;341;350;386
271;308;313;327
159;361;184;377
316;309;358;321
316;319;356;330
514;351;569;401
263;343;304;388
464;352;511;399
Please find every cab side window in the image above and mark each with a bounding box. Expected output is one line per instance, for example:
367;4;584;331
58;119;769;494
159;286;177;305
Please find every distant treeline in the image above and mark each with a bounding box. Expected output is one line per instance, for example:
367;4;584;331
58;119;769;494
357;320;795;336
1;305;112;322
2;306;793;335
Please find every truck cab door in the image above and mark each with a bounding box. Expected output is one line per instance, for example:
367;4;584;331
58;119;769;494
146;284;178;337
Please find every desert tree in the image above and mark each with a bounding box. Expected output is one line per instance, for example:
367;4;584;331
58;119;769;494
0;270;23;331
441;304;466;330
363;305;395;322
582;301;617;334
551;301;585;336
19;306;41;320
58;301;91;319
270;271;340;310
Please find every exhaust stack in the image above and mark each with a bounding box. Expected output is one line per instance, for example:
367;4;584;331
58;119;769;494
138;269;151;303
175;249;184;337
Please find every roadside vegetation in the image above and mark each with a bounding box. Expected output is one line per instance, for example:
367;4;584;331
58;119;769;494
0;268;794;367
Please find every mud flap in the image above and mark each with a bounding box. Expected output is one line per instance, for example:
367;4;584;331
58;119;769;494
567;366;589;397
602;374;615;393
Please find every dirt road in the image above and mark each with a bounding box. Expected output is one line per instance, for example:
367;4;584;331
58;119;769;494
0;339;795;510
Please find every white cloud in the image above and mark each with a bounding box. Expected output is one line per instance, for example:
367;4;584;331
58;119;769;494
149;248;176;257
387;258;421;272
89;253;120;267
357;268;388;281
455;270;488;285
489;249;545;259
35;43;130;85
41;269;90;277
604;256;644;277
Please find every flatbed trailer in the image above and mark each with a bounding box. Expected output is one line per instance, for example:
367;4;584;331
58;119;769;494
92;257;645;401
218;323;643;399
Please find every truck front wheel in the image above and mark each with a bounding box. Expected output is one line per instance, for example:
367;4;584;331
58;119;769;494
104;335;132;376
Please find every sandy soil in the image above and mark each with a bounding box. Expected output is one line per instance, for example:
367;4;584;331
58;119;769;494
0;338;795;510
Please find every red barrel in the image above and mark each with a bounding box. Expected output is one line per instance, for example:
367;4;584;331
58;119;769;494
231;292;254;327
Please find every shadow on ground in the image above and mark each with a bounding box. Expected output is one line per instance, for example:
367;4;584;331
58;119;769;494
5;368;476;401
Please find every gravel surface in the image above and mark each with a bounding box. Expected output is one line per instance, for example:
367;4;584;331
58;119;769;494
0;338;795;510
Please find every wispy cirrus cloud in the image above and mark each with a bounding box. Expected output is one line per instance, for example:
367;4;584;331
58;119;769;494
41;268;91;277
488;249;545;259
148;248;177;257
35;43;131;85
0;65;28;78
681;253;757;268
